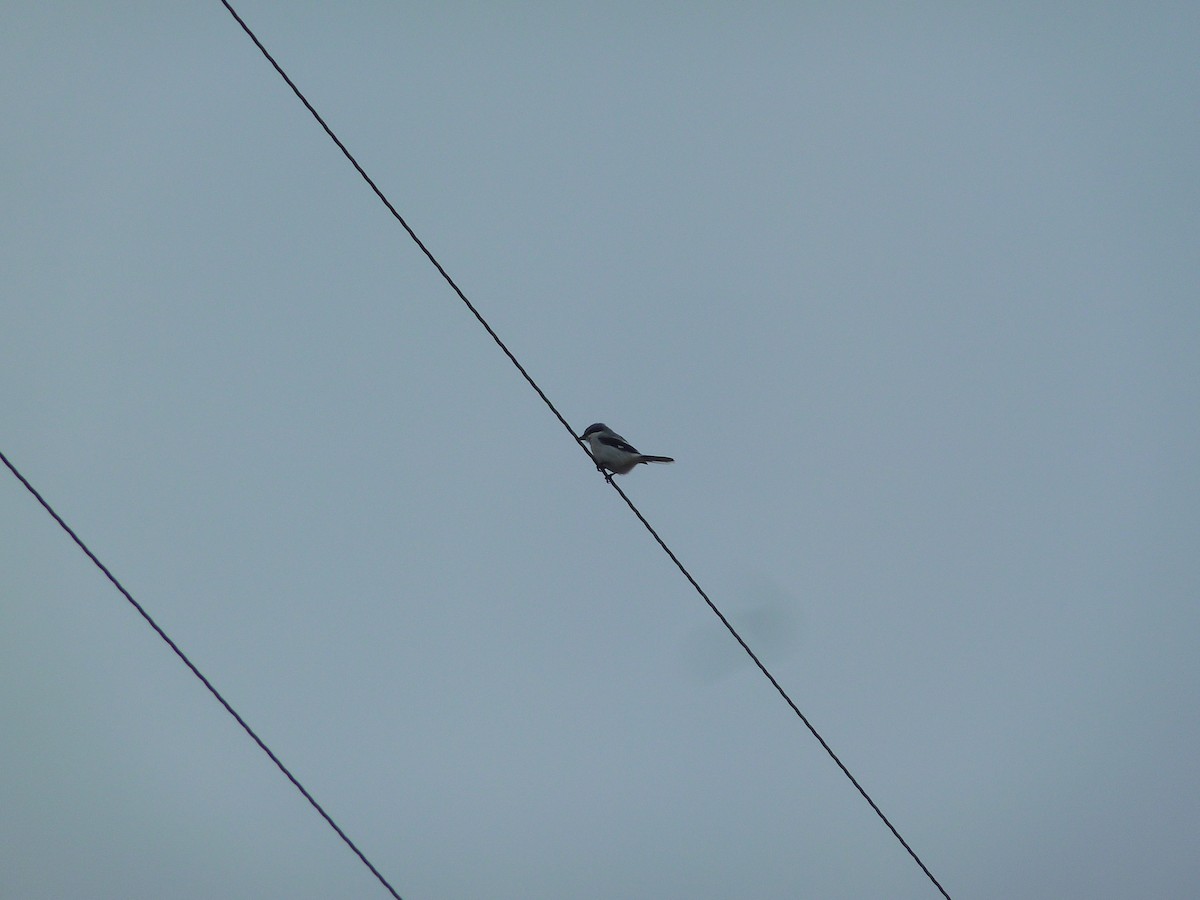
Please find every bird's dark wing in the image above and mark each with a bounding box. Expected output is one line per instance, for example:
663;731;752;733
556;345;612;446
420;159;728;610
598;432;640;454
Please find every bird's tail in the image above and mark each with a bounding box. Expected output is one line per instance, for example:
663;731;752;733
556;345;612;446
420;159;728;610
640;455;674;464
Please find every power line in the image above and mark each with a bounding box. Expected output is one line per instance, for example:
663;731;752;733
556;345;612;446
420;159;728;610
216;2;951;897
216;0;581;452
608;480;953;898
0;449;404;900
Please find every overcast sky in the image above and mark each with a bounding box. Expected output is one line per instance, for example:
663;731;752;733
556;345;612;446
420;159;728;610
3;3;1198;898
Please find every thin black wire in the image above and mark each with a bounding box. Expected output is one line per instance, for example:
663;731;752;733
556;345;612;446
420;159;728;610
217;0;580;450
607;482;953;899
217;2;951;897
0;449;404;900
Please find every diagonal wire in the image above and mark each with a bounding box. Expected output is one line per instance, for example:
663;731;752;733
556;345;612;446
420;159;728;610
0;449;404;900
218;2;952;897
217;0;582;451
607;482;953;899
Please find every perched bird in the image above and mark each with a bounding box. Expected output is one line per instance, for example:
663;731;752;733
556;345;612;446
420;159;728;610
580;423;674;481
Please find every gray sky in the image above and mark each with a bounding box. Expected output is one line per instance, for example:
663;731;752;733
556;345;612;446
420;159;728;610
3;3;1197;898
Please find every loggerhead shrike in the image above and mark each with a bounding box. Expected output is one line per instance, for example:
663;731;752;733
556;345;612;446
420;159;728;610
580;423;674;481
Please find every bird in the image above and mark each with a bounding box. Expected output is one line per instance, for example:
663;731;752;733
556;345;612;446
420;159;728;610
580;423;674;481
